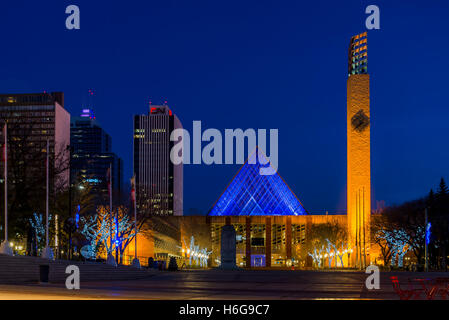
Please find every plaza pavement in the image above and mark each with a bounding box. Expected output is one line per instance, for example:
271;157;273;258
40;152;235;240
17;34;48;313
0;269;447;300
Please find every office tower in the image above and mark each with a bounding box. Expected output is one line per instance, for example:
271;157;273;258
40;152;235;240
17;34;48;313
133;104;183;216
0;92;70;211
0;92;70;183
70;109;123;198
347;32;371;268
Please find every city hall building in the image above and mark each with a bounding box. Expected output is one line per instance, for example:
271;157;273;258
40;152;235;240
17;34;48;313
125;153;350;269
123;32;375;269
207;150;349;268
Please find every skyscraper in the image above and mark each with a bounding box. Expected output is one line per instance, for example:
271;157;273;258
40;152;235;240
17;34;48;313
70;109;123;198
347;32;371;268
0;92;70;182
133;104;183;216
0;92;70;212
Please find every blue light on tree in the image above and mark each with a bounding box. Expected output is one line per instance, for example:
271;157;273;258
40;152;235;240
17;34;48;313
115;216;121;246
79;207;136;260
29;212;52;249
75;205;80;229
180;236;211;267
376;228;411;268
425;222;431;245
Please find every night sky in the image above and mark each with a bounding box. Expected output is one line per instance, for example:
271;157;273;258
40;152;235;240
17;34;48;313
1;1;448;215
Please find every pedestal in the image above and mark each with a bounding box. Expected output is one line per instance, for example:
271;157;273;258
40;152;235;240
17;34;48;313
132;258;141;269
0;241;13;256
41;246;54;260
106;253;117;266
219;225;239;270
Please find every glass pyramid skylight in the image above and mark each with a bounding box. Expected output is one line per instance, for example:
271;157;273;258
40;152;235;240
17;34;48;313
208;149;307;216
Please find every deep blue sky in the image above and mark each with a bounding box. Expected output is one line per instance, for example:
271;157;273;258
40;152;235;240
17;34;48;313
1;1;448;214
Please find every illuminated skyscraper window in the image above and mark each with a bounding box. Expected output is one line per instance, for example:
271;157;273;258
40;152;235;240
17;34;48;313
348;32;368;76
208;150;307;216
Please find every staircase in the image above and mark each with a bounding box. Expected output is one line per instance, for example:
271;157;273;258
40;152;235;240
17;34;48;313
0;254;158;284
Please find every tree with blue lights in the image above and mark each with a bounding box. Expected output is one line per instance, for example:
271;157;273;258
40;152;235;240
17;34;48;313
308;245;324;268
181;236;212;268
79;205;137;263
375;197;430;268
307;221;347;269
29;213;52;250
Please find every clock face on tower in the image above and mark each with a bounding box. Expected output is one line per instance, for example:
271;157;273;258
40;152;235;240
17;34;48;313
351;109;370;132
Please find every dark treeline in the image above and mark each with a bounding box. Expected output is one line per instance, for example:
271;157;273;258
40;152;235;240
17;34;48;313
372;178;449;270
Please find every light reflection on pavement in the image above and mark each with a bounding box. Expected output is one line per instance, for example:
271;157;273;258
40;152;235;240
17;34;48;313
0;270;446;300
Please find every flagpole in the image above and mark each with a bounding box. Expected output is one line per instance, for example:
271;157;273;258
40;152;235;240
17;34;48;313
0;123;12;255
42;139;53;259
133;177;137;260
46;139;49;247
115;207;119;265
109;163;112;250
106;163;116;266
131;175;140;268
4;124;7;243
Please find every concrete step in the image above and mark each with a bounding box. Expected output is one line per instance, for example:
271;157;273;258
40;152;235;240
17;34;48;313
0;254;158;284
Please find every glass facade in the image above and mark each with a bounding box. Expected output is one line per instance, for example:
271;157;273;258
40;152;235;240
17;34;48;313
133;105;183;216
208;151;307;216
210;217;310;268
0;92;70;201
70;113;123;197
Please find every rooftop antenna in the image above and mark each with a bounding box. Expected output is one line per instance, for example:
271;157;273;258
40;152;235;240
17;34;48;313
86;89;96;119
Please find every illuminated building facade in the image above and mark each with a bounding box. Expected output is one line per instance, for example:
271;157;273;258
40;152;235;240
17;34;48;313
208;151;318;268
121;33;378;269
209;215;348;268
70;109;123;198
120;152;354;268
347;32;371;268
0;92;70;188
123;216;211;268
133;104;183;216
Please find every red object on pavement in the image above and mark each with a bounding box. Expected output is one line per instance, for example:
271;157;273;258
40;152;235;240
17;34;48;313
390;276;422;300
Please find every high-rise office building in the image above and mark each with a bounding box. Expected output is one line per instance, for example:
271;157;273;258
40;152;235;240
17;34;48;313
0;92;70;185
70;109;123;198
347;32;371;268
133;104;183;216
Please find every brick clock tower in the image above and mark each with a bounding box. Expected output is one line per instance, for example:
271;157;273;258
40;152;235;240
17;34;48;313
347;32;371;268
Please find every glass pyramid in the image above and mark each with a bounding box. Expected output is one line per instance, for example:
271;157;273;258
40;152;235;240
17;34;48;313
208;150;307;216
